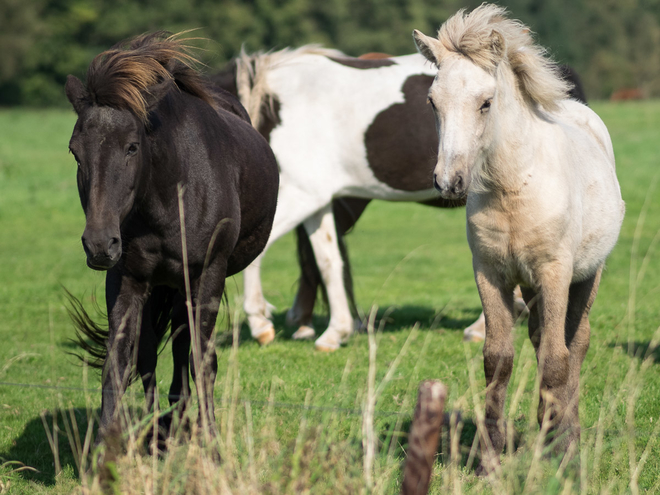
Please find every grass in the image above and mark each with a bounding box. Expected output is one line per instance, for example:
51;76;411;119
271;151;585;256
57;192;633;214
0;100;659;493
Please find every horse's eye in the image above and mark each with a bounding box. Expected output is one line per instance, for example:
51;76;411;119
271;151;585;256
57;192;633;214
126;143;139;156
480;99;492;113
427;97;437;110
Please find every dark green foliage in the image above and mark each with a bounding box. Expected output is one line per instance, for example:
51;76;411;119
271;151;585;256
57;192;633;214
1;0;659;105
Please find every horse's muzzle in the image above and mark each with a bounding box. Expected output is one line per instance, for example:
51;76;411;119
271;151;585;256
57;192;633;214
434;172;468;200
82;231;121;271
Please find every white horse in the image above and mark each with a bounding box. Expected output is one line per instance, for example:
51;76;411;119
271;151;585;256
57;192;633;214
413;4;624;469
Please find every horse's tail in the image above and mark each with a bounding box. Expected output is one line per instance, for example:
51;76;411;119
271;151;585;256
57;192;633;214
235;45;345;130
64;286;177;380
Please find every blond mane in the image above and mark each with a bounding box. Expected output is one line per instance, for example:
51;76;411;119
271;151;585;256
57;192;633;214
85;32;216;122
235;45;345;129
436;4;570;111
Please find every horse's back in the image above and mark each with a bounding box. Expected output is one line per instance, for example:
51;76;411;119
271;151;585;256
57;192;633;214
553;100;624;279
558;99;615;165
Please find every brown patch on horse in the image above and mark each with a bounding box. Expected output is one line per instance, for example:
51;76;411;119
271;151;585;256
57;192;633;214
365;75;439;191
358;52;393;60
85;32;216;122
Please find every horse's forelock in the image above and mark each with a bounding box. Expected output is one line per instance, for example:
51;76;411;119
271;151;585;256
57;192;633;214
85;33;216;122
437;4;569;111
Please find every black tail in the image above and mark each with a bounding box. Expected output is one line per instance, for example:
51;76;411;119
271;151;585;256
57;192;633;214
64;286;177;380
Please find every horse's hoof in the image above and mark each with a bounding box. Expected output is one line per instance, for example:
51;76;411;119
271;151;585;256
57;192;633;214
256;326;275;346
314;334;341;352
292;325;316;340
315;343;338;352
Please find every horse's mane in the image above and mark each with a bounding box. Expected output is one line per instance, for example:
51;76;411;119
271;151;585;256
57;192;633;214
437;4;569;111
235;45;345;129
85;32;216;122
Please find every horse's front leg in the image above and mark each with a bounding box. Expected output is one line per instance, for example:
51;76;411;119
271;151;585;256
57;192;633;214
97;270;149;446
244;185;333;345
533;262;573;448
551;266;601;453
188;266;227;440
304;205;355;352
473;261;515;473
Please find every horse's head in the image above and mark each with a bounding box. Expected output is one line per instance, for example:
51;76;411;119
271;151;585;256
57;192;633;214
413;5;571;199
65;32;215;271
66;75;150;270
413;29;502;200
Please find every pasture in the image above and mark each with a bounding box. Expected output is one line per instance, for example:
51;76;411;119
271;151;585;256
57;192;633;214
0;101;659;493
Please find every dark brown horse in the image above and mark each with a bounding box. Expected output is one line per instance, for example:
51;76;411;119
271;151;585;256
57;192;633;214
66;33;278;447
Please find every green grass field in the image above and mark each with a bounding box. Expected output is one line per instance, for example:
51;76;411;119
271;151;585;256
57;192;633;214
0;102;659;493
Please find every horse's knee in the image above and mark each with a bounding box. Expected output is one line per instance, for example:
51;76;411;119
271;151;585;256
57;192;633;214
541;349;570;389
483;345;514;382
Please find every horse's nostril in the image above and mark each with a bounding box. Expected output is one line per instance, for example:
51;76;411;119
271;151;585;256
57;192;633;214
107;237;121;257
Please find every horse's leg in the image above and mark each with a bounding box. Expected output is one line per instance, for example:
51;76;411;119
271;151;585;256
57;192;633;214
163;296;190;435
287;198;371;340
532;263;573;446
464;286;528;342
187;263;229;442
97;270;149;445
136;295;158;414
473;262;515;473
286;225;321;339
243;186;331;344
555;266;601;453
304;205;355;352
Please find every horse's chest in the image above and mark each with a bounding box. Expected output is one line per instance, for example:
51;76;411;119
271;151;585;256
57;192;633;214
467;200;560;285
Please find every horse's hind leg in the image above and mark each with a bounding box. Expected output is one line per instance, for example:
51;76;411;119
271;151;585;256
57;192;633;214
243;187;331;345
287;198;370;340
304;205;355;352
473;262;516;473
286;225;321;340
163;297;191;435
556;266;602;453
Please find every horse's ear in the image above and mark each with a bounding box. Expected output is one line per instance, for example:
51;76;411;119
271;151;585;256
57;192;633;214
489;30;506;63
65;75;89;114
413;30;445;66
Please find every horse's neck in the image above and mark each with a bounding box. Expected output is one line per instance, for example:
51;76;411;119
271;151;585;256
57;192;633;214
482;83;541;194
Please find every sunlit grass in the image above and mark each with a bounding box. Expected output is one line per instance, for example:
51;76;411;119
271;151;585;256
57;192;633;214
0;101;659;493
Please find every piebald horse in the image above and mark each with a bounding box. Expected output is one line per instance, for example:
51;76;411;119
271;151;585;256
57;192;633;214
414;4;624;469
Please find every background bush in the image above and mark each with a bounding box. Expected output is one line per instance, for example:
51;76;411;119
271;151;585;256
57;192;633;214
1;0;659;106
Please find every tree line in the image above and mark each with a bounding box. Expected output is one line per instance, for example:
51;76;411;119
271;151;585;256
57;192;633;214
1;0;659;106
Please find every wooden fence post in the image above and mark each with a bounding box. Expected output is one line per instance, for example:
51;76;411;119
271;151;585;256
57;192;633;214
401;380;447;495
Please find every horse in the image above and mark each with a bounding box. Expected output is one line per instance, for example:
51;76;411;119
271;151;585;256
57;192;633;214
65;32;279;447
212;48;587;349
287;58;587;343
413;4;624;469
213;47;464;351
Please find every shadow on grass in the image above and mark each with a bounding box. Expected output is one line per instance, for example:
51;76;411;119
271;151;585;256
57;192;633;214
608;341;660;363
0;408;97;486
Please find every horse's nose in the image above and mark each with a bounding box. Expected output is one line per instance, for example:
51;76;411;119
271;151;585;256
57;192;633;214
433;173;442;192
82;229;121;270
450;173;464;196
